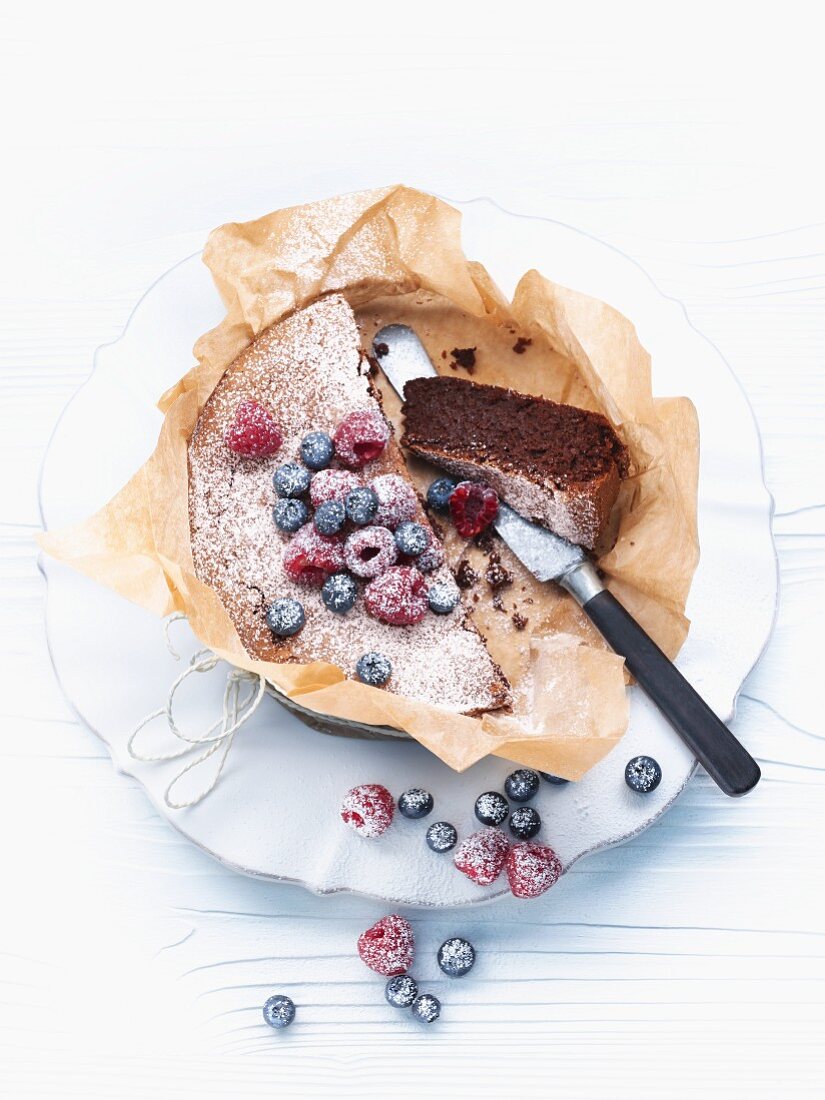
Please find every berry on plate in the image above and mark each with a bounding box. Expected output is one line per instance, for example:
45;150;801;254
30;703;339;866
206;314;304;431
453;828;509;886
321;572;358;615
265;598;305;637
411;993;441;1023
504;768;540;803
344;526;398;579
437;937;475;978
385;974;418;1008
333;410;390;468
357;914;414;976
625;755;662;793
300;430;334;470
364;566;429;626
340;783;394;837
309;468;362;508
355;652;392;686
474;791;509;827
273;497;309;533
449;480;499;538
283;523;346;586
509;805;541;840
426;476;458;513
371;474;418;529
262;994;296;1030
426;821;458;853
397;788;434;819
225;401;283;457
273;461;311;498
506;842;562;899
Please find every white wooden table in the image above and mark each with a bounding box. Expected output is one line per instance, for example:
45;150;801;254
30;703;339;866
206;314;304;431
2;6;823;1096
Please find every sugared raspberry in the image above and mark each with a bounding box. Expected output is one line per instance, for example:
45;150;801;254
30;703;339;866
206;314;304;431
334;410;390;468
506;842;563;898
364;566;428;626
414;538;445;574
309;468;362;508
283;523;346;586
449;481;499;538
344;526;398;579
340;783;395;837
371;474;419;529
224;401;283;457
357;914;415;976
453;828;509;886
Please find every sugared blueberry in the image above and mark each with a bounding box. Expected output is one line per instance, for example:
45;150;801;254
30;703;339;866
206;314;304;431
625;755;662;793
300;430;334;470
474;791;509;827
427;580;460;615
356;652;392;686
265;598;305;637
394;521;429;557
262;994;295;1029
273;462;311;498
437;937;475;978
415;539;446;574
345;486;379;526
385;974;418;1008
540;772;570;785
411;993;440;1023
509;805;541;840
314;499;346;535
273;497;309;533
321;572;358;614
426;821;458;853
426;476;458;514
398;788;434;819
504;768;540;802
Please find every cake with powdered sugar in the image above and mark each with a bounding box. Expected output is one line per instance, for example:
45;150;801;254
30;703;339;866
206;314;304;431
188;293;510;716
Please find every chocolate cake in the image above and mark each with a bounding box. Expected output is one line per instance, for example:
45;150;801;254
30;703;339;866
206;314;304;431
402;376;629;549
188;295;510;716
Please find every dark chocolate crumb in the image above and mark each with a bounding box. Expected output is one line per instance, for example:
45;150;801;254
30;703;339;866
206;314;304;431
474;529;496;555
512;336;533;354
374;342;389;358
485;555;513;590
441;350;448;360
512;612;529;631
450;346;477;373
492;592;506;612
455;559;478;589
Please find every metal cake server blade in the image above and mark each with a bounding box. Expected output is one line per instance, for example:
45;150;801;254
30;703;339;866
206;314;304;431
374;324;760;797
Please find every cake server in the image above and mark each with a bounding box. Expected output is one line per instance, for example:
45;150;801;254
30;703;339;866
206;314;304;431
374;324;760;797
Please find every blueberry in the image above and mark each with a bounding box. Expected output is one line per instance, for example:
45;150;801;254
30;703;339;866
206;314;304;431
321;572;358;614
266;598;305;637
398;788;434;819
394;521;429;557
273;497;309;533
262;994;295;1029
356;651;392;686
385;974;418;1008
314;499;346;535
411;993;440;1023
345;486;379;526
300;431;334;470
509;805;541;840
273;462;311;498
426;821;458;853
474;791;509;826
540;772;569;786
427;580;460;615
426;476;458;514
437;937;475;978
504;768;540;802
625;755;662;793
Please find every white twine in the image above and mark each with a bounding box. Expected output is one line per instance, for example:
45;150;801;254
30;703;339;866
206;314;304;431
127;613;267;809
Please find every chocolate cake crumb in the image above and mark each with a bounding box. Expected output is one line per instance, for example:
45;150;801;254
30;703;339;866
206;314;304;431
374;342;389;358
512;612;528;630
474;529;496;555
450;347;477;373
485;554;513;591
512;336;532;354
492;592;506;612
455;559;478;589
441;350;448;360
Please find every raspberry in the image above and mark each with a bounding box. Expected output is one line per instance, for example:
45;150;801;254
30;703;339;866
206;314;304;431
340;783;395;838
334;410;390;468
453;828;509;886
364;566;428;626
309;468;362;508
414;538;445;574
357;914;415;976
506;842;563;899
371;474;419;529
283;523;346;586
449;480;499;538
224;401;283;457
344;526;398;579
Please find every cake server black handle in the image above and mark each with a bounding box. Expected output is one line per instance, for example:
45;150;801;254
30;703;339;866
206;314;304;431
573;582;761;796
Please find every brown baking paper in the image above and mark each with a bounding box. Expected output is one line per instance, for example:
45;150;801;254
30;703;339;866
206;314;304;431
40;186;699;779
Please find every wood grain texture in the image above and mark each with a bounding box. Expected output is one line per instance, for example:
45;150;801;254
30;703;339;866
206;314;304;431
2;5;824;1096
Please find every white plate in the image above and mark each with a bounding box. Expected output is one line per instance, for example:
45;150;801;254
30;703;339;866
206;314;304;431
39;198;777;907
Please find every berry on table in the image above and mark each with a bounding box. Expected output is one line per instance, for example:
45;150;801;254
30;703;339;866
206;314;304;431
394;521;429;557
398;788;434;819
453;828;509;886
474;791;509;827
426;821;458;853
333;409;390;468
625;755;662;793
411;993;440;1023
273;461;311;498
345;485;379;526
364;566;429;625
283;523;346;585
437;937;475;978
314;499;346;535
321;573;358;615
340;783;394;837
262;994;295;1030
309;468;362;508
265;598;305;637
540;772;570;785
426;476;458;514
506;842;563;899
357;914;415;976
371;474;418;529
273;497;309;533
504;768;540;802
355;652;392;686
385;974;418;1008
344;526;398;579
427;580;460;614
509;805;541;840
300;430;334;470
224;401;283;457
449;480;499;538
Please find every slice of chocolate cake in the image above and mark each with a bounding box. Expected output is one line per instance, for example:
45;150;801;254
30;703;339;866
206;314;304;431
402;376;629;550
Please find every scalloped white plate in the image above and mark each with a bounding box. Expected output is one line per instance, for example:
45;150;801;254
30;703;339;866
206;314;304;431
39;197;777;906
